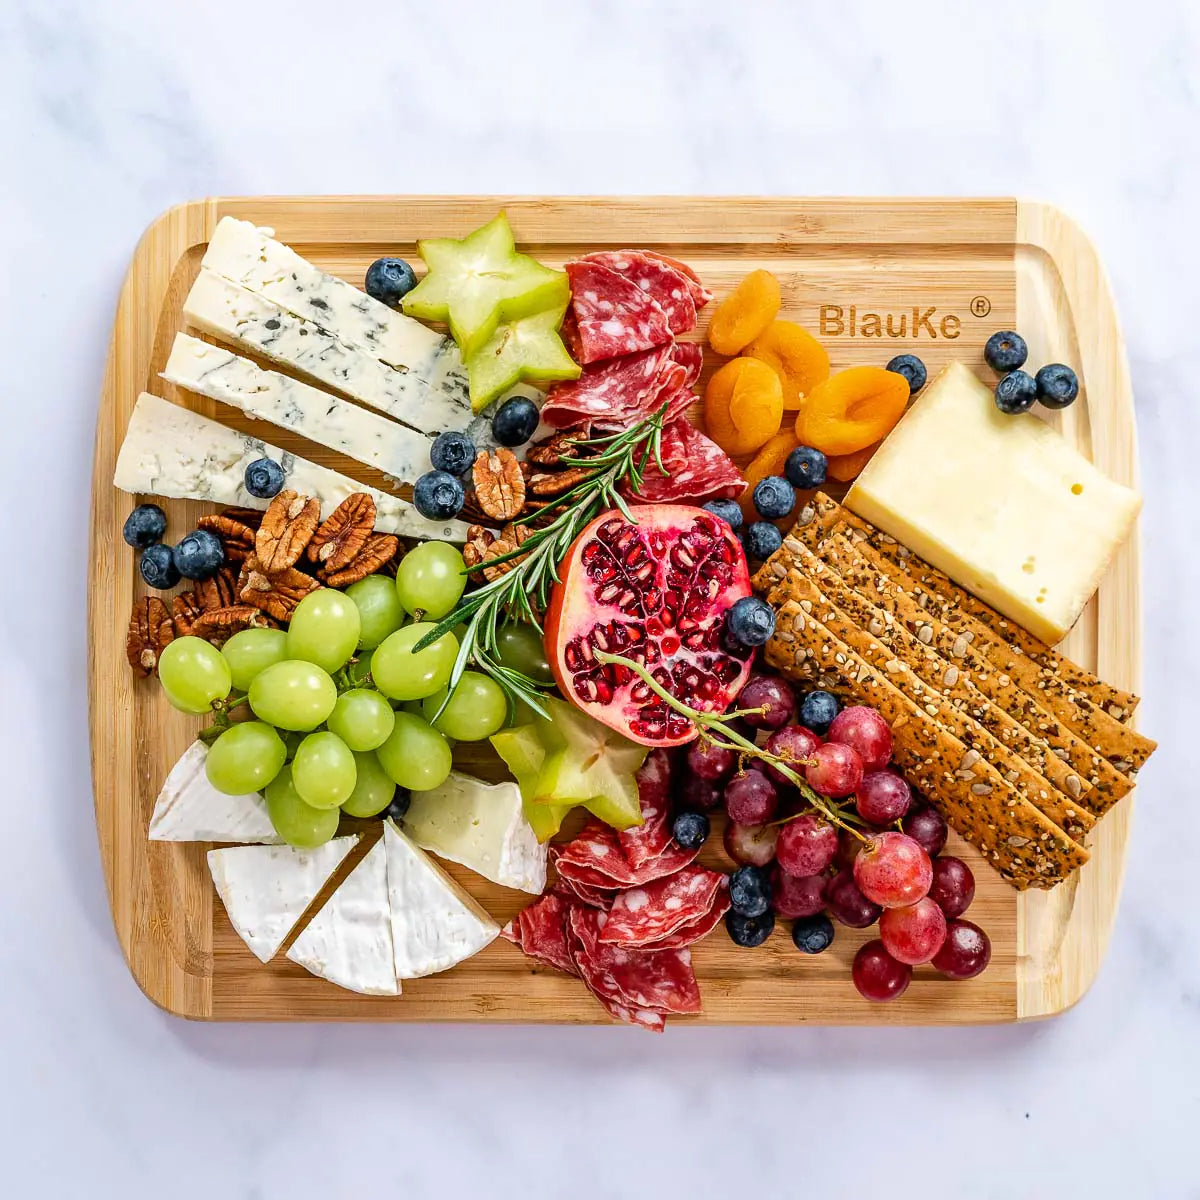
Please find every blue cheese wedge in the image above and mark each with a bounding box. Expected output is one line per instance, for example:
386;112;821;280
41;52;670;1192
114;393;471;542
286;837;399;995
148;740;281;844
384;820;499;979
208;836;358;963
403;771;546;894
162;333;432;484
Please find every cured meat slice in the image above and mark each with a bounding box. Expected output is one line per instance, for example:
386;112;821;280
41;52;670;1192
641;251;714;308
632;419;747;504
564;906;666;1031
541;343;674;429
554;822;700;889
552;864;616;910
617;749;675;870
672;340;704;389
661;384;698;426
503;892;579;977
581;251;698;335
598;866;726;948
639;878;731;949
565;261;674;364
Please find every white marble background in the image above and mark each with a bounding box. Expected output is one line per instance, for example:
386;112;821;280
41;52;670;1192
1;0;1197;1195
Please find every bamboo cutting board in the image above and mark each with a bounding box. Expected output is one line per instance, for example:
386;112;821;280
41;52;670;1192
88;197;1142;1024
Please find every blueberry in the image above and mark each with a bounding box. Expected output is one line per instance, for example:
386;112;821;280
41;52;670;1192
727;596;776;648
1035;363;1079;410
984;331;1028;374
413;470;465;521
244;457;285;499
784;445;828;490
886;353;928;395
492;396;540;447
729;864;773;918
430;431;476;476
139;543;180;589
798;689;840;735
364;257;418;306
173;529;226;581
703;498;744;532
752;475;795;521
743;521;783;562
791;913;835;954
382;788;412;823
726;909;775;948
122;503;167;550
994;370;1038;415
671;810;710;850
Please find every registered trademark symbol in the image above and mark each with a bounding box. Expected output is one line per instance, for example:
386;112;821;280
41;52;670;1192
970;295;991;318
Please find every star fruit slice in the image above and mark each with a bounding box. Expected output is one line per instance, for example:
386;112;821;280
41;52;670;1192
464;300;580;412
489;723;570;843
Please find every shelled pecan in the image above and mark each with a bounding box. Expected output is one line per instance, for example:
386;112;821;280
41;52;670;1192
195;565;239;612
320;534;399;587
197;515;256;565
192;605;277;641
255;490;320;575
525;426;592;467
307;494;376;572
171;592;204;638
472;449;526;521
126;597;174;676
239;559;320;621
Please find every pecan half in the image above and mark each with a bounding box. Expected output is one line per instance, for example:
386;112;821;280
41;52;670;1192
527;466;593;498
526;426;591;467
481;522;534;583
458;491;494;526
307;493;376;572
320;533;399;587
126;597;174;677
472;449;526;521
194;564;239;612
219;506;265;530
198;514;257;564
462;525;494;579
255;490;320;575
239;559;321;621
172;592;205;637
192;605;278;641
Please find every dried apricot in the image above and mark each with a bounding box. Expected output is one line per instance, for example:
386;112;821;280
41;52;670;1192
794;366;909;456
745;320;830;410
704;357;784;456
826;440;882;483
707;270;782;356
738;430;798;523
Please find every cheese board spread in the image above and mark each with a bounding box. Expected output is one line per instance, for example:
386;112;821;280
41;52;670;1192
89;197;1150;1025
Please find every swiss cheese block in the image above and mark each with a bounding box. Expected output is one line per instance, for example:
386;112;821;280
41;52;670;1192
846;362;1141;644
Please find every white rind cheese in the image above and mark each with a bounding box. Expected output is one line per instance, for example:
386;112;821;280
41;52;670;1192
114;392;471;542
208;836;358;964
148;740;281;844
286;838;400;995
384;820;499;979
846;361;1142;644
162;333;433;484
404;771;546;894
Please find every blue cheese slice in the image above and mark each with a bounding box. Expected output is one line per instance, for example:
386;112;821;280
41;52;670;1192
403;771;546;894
148;740;281;844
208;836;358;963
162;333;432;484
114;392;471;542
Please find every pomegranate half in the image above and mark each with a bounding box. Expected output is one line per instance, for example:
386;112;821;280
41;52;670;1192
545;504;754;746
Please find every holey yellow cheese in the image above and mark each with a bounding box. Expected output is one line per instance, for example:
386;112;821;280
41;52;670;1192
845;362;1141;644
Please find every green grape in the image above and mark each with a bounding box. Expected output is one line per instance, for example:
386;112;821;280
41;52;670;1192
346;649;374;687
286;590;362;674
372;624;459;701
266;764;341;848
346;575;406;649
341;751;398;818
282;730;305;761
292;731;357;810
248;660;337;731
376;712;452;791
220;627;289;692
327;689;395;752
205;721;286;795
394;541;467;620
422;671;508;741
158;636;232;714
494;622;555;685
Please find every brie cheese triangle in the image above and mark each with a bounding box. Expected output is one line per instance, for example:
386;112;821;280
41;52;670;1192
208;836;358;963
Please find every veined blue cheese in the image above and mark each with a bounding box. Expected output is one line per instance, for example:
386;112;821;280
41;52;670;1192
114;392;471;542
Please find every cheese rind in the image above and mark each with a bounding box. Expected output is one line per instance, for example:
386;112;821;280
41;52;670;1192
114;392;471;542
403;771;547;894
846;362;1141;643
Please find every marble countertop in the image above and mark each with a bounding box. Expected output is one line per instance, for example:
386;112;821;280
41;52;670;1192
2;0;1197;1195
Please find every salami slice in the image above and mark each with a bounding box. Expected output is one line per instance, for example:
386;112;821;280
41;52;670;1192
641;878;731;949
632;419;747;504
541;343;674;429
641;251;714;308
661;384;698;426
672;340;704;389
565;261;674;364
565;907;667;1031
503;892;579;977
617;749;675;870
555;829;700;889
598;866;726;948
552;866;616;910
550;819;634;883
581;251;698;335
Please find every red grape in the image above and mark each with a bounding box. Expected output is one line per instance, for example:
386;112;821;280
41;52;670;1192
763;725;822;787
879;897;947;964
901;803;948;857
739;675;797;731
775;812;838;877
852;940;912;1002
679;773;724;811
804;742;864;798
686;739;736;782
855;770;912;824
725;769;779;825
928;856;975;919
932;920;991;979
834;826;863;871
723;820;779;867
771;866;828;918
853;831;933;908
824;868;882;928
826;705;893;771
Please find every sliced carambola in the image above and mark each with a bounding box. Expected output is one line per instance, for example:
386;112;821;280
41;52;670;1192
464;300;580;412
490;723;570;842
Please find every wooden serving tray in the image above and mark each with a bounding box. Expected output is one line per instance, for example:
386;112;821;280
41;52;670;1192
89;197;1142;1024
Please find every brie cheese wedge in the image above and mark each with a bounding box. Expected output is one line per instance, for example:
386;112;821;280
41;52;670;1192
148;740;281;844
208;836;358;963
404;771;546;894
